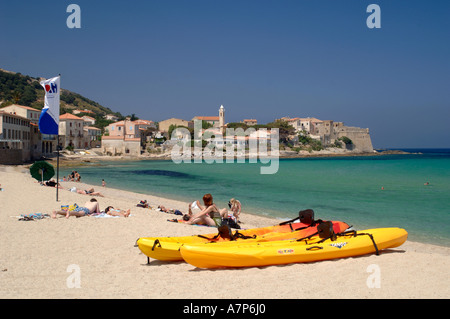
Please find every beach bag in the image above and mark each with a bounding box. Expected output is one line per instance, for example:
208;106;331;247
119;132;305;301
136;200;149;208
223;217;240;229
317;221;336;241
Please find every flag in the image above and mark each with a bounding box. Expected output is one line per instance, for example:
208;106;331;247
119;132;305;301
38;76;60;135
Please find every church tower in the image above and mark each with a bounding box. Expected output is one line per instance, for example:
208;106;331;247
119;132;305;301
219;104;225;134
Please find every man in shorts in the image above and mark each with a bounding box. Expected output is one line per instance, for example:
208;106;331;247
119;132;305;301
51;198;100;219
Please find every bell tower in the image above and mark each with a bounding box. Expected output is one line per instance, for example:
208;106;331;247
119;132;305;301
219;105;225;134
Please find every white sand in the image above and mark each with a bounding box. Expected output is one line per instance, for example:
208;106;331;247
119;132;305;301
0;165;449;299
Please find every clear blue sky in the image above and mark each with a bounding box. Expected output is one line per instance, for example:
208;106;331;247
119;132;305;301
1;0;449;148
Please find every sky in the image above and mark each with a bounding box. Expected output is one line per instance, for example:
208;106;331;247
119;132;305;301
1;0;449;148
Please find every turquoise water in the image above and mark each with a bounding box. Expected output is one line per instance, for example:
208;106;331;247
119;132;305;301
61;149;450;247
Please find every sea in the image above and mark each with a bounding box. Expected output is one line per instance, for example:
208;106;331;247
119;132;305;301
60;148;450;247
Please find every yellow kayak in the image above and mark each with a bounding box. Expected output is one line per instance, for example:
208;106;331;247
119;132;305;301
137;220;350;262
179;227;408;269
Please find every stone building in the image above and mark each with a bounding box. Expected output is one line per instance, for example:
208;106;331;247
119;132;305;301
314;120;374;152
158;118;191;135
0;111;31;164
58;113;86;149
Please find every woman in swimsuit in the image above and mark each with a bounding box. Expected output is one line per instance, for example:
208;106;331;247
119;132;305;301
229;198;242;223
185;194;227;226
104;206;131;217
75;188;104;197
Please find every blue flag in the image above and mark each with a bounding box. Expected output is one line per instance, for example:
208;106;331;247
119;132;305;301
39;76;60;135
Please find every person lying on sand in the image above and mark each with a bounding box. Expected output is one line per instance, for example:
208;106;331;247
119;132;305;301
51;198;100;219
157;205;172;213
43;179;64;189
104;206;131;217
157;205;183;216
75;188;104;197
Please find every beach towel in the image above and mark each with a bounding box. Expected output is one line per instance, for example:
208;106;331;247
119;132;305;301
61;204;79;211
18;213;50;221
167;219;216;227
92;213;120;218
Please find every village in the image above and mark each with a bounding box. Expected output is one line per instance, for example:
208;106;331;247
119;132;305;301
0;103;374;164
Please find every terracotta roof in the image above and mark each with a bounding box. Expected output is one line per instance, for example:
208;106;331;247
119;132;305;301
194;116;220;121
60;113;83;120
133;119;153;125
1;104;40;112
74;109;95;114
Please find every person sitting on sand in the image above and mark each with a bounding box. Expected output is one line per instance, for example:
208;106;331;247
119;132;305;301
104;206;131;217
184;200;201;220
51;198;100;219
185;194;228;226
76;188;104;197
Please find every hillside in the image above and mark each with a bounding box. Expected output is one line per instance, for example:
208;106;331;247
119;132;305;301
0;68;121;120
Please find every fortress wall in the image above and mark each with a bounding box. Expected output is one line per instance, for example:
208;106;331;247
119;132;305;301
336;126;374;152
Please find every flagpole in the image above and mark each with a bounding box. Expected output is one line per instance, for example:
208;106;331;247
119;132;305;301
56;135;60;201
56;73;61;202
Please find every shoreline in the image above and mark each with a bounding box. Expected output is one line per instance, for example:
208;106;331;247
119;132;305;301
1;164;449;298
44;148;413;168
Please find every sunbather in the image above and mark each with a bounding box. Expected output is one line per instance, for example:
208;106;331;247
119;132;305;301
104;206;131;217
51;198;100;219
43;179;64;189
75;188;104;197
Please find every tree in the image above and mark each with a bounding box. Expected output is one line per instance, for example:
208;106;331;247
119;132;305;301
226;122;249;130
339;136;353;145
202;120;213;129
12;90;21;103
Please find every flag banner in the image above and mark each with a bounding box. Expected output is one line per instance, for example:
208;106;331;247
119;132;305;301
39;76;60;135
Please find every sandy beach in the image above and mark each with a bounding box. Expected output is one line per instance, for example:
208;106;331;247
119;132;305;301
0;164;449;299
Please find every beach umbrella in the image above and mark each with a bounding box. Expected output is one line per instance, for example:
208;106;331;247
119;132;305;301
30;161;55;183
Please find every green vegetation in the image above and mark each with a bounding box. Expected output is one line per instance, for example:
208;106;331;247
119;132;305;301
0;71;40;108
0;69;127;133
338;136;353;145
297;133;323;151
